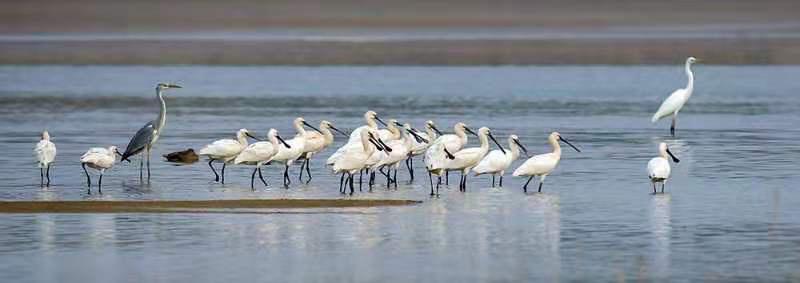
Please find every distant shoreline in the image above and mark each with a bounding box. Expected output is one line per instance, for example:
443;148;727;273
1;37;798;65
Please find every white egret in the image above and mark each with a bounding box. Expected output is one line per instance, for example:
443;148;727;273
198;128;259;184
652;57;697;136
424;122;477;193
441;127;505;193
34;131;56;186
647;142;680;194
234;129;292;189
405;120;442;181
327;110;387;166
120;83;181;180
271;117;314;187
473;134;529;187
333;130;384;195
298;120;347;182
80;146;121;194
513;132;581;193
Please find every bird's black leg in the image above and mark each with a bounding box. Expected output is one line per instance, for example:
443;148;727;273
139;155;144;180
538;182;544;193
523;176;534;193
40;168;44;186
45;165;51;186
429;171;435;196
283;164;290;187
358;169;363;192
670;115;677;137
298;159;305;182
492;175;495;187
339;172;345;193
499;175;503;187
146;147;151;181
221;163;226;184
393;168;398;187
82;163;91;188
305;159;312;183
348;173;355;195
446;170;449;185
251;167;258;190
98;172;103;194
258;167;269;187
208;160;219;182
661;183;665;193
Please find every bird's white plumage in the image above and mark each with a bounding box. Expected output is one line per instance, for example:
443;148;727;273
441;127;494;175
34;131;56;168
271;117;308;166
235;129;282;166
80;146;118;170
647;157;671;180
198;129;251;162
513;132;569;178
373;123;415;170
410;120;438;156
333;130;378;174
651;57;696;123
329;111;383;165
425;122;471;174
474;135;523;176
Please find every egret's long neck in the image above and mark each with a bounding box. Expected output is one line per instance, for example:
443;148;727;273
685;62;694;96
156;89;167;131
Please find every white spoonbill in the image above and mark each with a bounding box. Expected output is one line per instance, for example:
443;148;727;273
298;120;347;182
333;130;384;195
198;128;259;184
80;146;120;194
34;131;56;186
120;83;181;180
647;142;680;194
425;122;477;192
473;134;529;187
234;129;292;189
364;119;400;187
373;122;428;187
513;132;581;193
327;110;387;165
272;117;315;187
441;127;505;193
652;57;697;136
405;120;442;181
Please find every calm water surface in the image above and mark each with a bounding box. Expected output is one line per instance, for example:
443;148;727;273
0;65;799;282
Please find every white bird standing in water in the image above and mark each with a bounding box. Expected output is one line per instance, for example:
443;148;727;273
425;122;478;194
333;130;384;195
34;131;56;186
405;120;442;181
80;146;120;194
647;142;680;194
297;120;347;182
272;117;316;187
473;134;529;187
652;57;697;136
198;128;259;184
373;122;428;187
440;127;505;193
513;132;581;193
120;83;181;181
364;119;400;187
234;129;292;189
327;110;387;165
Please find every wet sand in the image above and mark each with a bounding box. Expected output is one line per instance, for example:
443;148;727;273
0;199;422;213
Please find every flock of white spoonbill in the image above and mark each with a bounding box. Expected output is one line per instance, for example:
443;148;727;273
34;57;697;195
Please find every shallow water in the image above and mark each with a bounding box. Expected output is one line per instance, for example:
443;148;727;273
1;65;799;282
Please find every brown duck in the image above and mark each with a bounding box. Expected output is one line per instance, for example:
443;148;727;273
163;148;199;164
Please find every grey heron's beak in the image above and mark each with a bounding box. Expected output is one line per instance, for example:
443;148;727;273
559;136;581;152
378;138;392;153
666;148;680;163
329;125;348;136
302;121;322;133
513;139;530;157
276;134;291;148
375;116;388;127
488;132;506;154
168;84;182;88
464;126;478;137
430;124;443;136
407;128;428;144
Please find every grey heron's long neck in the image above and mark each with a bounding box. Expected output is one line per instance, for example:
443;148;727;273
685;62;694;96
156;89;167;131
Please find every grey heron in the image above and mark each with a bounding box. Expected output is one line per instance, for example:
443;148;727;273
120;83;181;181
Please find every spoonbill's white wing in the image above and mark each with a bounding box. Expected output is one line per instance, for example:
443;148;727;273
198;139;242;158
347;126;370;143
444;147;487;170
647;157;671;180
652;88;689;122
424;135;462;170
34;140;56;167
81;148;115;168
302;131;325;153
234;142;277;165
473;149;509;175
513;153;559;176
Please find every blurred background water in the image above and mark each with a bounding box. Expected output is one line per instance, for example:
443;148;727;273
0;65;799;281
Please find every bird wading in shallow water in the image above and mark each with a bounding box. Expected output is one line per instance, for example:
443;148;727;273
647;142;680;194
34;131;56;186
652;57;697;137
120;83;181;181
81;146;121;194
198;129;260;184
473;134;529;187
513;132;581;193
